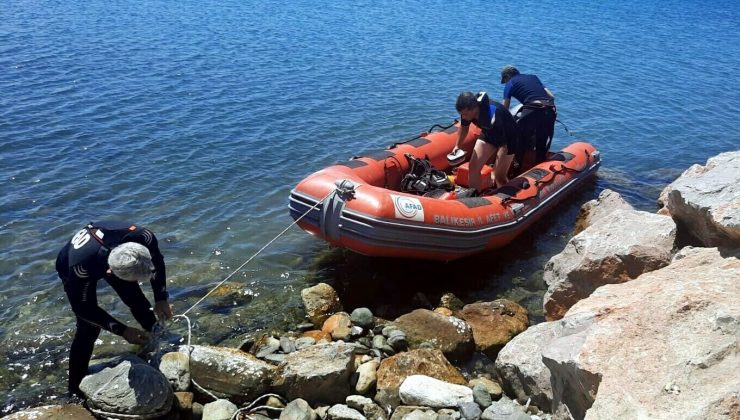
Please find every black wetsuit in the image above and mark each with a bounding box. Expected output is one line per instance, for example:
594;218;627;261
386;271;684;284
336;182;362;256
461;95;519;154
503;74;556;163
55;221;168;395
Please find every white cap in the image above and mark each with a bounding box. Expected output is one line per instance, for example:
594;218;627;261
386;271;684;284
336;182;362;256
108;242;154;282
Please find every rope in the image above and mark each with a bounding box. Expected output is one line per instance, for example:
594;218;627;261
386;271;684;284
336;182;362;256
231;394;287;420
180;188;337;316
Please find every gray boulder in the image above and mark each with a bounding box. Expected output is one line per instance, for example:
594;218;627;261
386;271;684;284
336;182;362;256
480;397;530;420
543;209;676;320
494;320;564;409
327;404;365;420
202;399;237;420
574;189;634;235
543;247;740;419
280;398;317;420
159;351;190;391
79;360;172;417
274;342;355;404
658;151;740;248
188;345;275;402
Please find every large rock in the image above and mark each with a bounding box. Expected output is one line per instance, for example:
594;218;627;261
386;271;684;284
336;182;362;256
457;300;529;358
188;345;275;402
481;397;530;420
543;209;676;320
274;342;355;404
79;360;173;417
280;399;317;420
375;349;466;410
658;151;740;248
392;309;475;361
302;283;343;327
542;247;740;419
399;375;474;408
202;399;237;420
495;319;565;409
574;189;634;235
2;404;96;419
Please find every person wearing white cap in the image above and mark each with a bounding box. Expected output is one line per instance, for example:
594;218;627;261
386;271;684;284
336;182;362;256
55;221;172;396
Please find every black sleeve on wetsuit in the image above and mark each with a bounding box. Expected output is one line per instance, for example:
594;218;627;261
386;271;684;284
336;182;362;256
63;275;128;336
126;227;168;302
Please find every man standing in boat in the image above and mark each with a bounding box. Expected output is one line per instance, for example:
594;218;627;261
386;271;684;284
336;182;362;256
55;221;173;397
500;65;557;165
452;91;519;194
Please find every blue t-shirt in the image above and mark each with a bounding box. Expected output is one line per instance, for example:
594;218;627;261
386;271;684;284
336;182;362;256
503;74;550;105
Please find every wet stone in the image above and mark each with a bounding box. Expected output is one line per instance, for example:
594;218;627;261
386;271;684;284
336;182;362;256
351;307;375;328
472;384;492;409
263;353;286;364
295;337;316;350
458;401;482;420
255;336;281;358
373;334;388;349
280;336;297;354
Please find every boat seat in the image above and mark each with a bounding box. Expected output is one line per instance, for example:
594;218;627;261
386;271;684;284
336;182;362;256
548;151;575;163
492;177;530;200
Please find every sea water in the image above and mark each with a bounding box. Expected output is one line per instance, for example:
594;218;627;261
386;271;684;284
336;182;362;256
1;0;738;411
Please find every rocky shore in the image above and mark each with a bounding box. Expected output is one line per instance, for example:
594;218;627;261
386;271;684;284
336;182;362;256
5;151;739;420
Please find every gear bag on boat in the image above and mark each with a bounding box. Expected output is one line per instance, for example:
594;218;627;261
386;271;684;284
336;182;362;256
400;153;453;194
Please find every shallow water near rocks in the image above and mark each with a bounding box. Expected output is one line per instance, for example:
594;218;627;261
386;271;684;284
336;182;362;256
2;0;739;412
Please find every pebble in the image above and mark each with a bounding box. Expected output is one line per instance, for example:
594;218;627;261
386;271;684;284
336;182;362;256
280;336;297;354
350;307;375;328
295;337;316;350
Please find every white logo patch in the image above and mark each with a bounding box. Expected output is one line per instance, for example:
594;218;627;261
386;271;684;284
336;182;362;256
391;194;425;222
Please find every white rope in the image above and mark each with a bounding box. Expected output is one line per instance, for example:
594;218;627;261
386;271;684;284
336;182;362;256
180;188;337;316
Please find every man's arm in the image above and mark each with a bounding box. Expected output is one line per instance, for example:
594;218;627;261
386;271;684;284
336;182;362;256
502;80;513;109
455;123;469;151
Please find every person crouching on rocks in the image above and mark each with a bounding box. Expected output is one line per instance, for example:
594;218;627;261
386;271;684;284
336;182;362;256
55;221;173;397
452;91;520;194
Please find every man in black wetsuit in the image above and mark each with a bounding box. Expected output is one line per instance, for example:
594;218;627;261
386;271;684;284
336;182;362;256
500;65;557;165
55;221;173;396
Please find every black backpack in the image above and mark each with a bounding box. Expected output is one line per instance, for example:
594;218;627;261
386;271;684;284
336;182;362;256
401;153;454;194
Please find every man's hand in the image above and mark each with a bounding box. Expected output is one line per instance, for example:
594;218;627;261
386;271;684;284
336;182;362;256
154;300;173;322
122;327;150;345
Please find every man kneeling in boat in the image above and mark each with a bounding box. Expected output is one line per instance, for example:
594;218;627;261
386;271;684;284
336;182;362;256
451;91;519;194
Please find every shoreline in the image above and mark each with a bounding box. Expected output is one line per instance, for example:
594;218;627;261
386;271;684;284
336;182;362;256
4;151;739;420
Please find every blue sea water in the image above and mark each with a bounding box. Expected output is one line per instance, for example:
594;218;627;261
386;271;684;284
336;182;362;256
1;0;739;411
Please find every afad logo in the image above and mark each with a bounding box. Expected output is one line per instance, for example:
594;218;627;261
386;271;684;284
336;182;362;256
391;194;425;222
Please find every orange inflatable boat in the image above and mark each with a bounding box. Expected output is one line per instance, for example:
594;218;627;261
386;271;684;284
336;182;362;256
289;121;600;261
